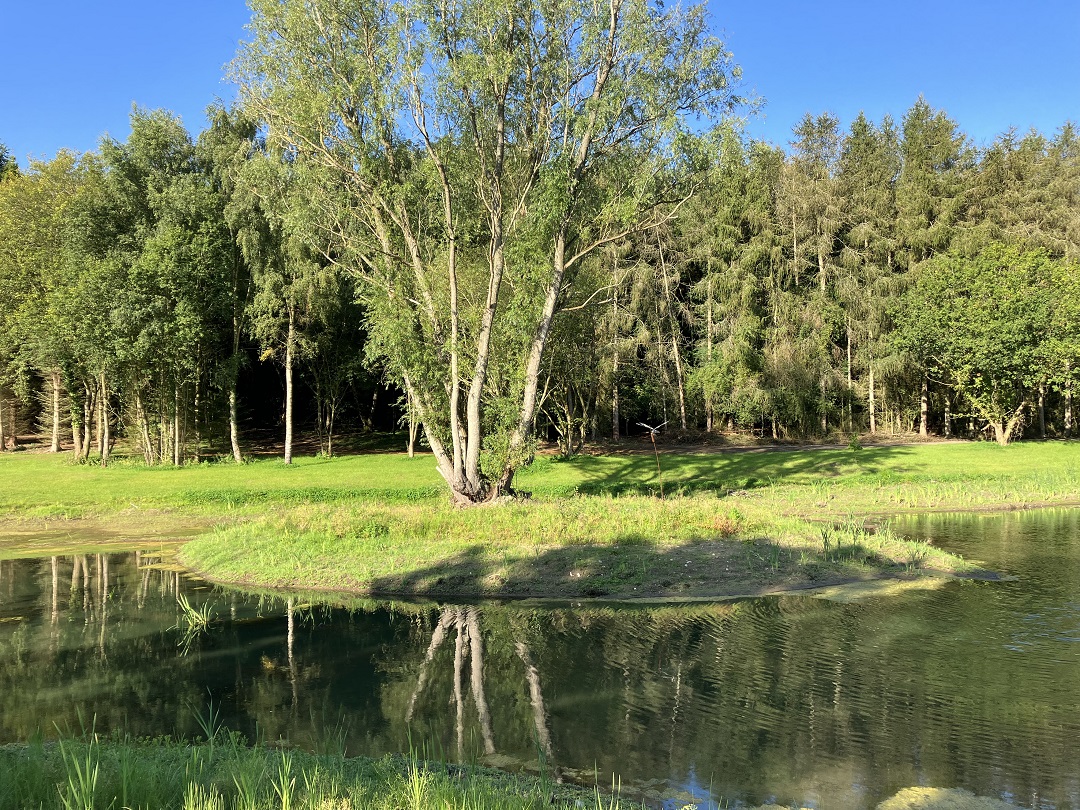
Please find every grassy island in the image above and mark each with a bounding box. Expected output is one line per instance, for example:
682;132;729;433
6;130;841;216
3;439;1080;599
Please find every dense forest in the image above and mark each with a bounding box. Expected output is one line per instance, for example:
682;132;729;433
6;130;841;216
0;0;1077;499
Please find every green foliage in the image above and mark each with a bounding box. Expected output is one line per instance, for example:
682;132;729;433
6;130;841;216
896;244;1061;442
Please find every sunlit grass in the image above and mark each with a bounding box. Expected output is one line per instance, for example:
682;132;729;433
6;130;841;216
4;440;1080;596
0;732;622;810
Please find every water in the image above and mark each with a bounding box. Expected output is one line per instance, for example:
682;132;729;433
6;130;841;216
1;510;1080;809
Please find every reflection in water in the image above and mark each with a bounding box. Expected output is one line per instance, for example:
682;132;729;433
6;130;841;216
1;509;1080;808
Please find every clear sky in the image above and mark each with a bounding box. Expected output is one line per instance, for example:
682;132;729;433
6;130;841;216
2;1;1078;166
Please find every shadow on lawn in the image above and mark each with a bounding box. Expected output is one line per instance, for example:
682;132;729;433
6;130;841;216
551;444;916;497
366;532;909;600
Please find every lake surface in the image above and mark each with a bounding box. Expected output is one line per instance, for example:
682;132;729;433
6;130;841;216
1;510;1080;809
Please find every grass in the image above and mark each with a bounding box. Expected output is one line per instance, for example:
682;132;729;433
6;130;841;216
0;729;626;810
5;439;1080;598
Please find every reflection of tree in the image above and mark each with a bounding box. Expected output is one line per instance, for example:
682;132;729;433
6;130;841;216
405;607;500;757
402;606;552;765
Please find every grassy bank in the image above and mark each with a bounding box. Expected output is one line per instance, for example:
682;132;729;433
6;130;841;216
4;440;1080;597
0;732;613;810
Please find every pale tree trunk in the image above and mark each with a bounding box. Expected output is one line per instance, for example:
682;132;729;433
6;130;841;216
1066;365;1074;438
611;287;620;442
50;372;62;452
406;387;418;458
71;398;82;460
82;385;94;462
993;401;1028;446
193;365;201;463
173;384;181;467
0;394;6;451
325;400;337;458
919;375;929;437
706;276;714;432
944;395;952;438
284;302;295;465
672;331;688;431
135;392;154;465
96;380;104;459
1038;381;1046;440
99;371;110;468
229;242;248;464
846;326;853;432
462;232;505;496
868;362;877;434
228;387;242;463
657;237;687;430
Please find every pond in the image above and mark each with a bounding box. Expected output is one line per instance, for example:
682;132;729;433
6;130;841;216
1;510;1079;809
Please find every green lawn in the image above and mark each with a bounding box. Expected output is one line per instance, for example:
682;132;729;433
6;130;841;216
3;440;1078;598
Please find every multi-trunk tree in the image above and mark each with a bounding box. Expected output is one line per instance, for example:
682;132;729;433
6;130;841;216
237;0;741;502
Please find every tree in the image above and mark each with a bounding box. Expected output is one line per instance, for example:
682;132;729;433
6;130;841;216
237;0;740;503
896;97;974;435
0;151;84;453
836;113;900;433
196;103;263;463
895;244;1055;445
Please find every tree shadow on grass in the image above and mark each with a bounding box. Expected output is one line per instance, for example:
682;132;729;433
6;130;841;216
548;445;915;497
366;532;917;601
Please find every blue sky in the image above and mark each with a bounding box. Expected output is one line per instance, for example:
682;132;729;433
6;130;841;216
2;1;1077;166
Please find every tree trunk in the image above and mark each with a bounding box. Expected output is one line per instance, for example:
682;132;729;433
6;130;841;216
326;400;336;458
284;302;295;465
820;377;827;434
919;375;929;437
657;237;687;431
706;276;714;433
229;386;242;463
193;365;202;463
173;384;181;467
868;362;877;435
135;392;154;465
845;326;853;432
672;330;688;431
944;395;952;438
0;394;6;451
407;411;418;458
996;402;1028;446
71;396;82;460
611;358;620;442
82;385;94;462
1038;381;1046;440
96;381;104;459
100;371;110;468
50;372;62;452
1066;365;1074;438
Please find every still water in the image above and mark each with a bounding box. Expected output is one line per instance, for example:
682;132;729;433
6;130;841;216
1;510;1079;809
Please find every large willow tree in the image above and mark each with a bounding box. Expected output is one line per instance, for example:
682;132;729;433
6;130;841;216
237;0;739;503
